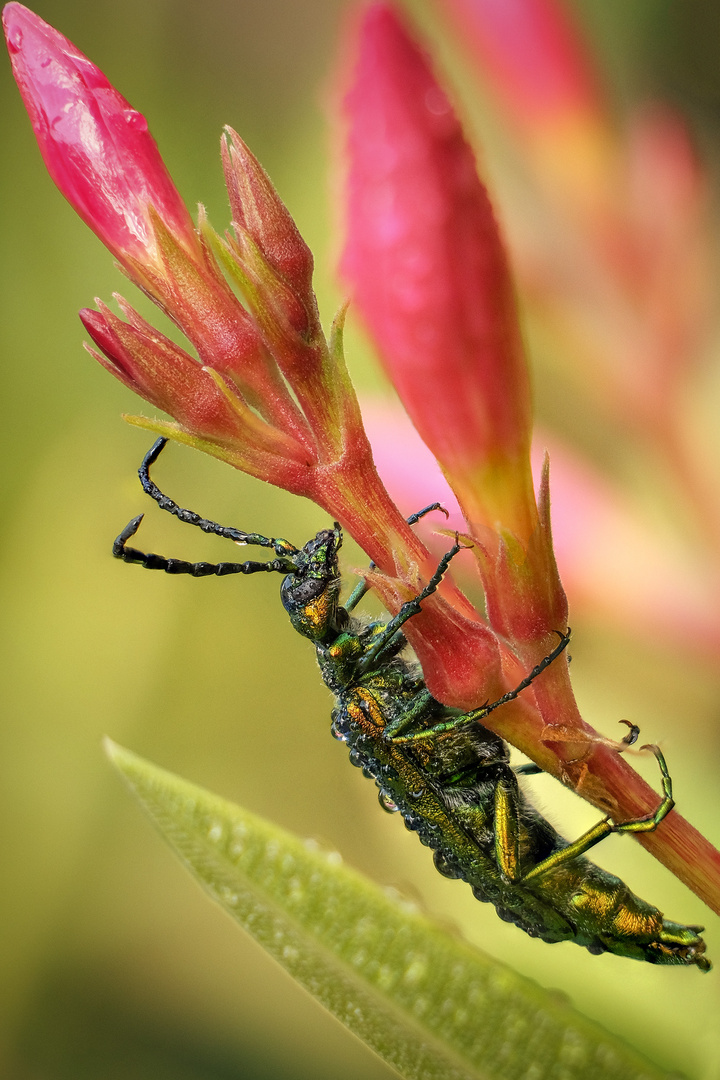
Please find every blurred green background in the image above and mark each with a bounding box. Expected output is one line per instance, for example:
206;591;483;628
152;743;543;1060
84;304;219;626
2;1;720;1078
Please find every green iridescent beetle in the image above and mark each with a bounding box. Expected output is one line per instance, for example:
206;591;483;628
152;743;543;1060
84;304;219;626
114;437;710;971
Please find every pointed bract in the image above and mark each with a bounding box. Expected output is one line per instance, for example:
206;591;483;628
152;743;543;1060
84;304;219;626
80;303;248;442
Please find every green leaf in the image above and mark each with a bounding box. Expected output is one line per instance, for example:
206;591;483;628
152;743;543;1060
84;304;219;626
106;740;673;1080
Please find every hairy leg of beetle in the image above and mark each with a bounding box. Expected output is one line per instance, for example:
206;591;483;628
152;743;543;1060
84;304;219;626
381;688;437;739
521;745;675;883
357;537;463;674
471;629;571;720
344;503;449;615
619;720;640;746
390;629;571;743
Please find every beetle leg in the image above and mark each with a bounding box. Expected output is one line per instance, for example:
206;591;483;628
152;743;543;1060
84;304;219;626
494;774;522;883
405;502;450;528
521;745;674;883
357;537;465;673
469;629;571;722
390;630;571;743
514;762;544;776
343;577;373;616
344;503;449;615
381;688;435;739
619;720;640;746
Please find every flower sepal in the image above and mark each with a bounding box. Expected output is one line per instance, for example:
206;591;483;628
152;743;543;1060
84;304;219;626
210;220;324;372
361;561;503;710
468;457;568;664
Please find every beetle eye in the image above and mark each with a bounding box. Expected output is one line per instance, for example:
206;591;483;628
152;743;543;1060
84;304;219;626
293;577;325;604
281;574;325;612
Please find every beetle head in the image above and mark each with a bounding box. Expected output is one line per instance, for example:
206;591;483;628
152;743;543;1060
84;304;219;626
280;525;343;641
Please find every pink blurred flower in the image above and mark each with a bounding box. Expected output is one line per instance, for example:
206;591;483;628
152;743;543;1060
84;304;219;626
443;0;604;130
440;0;714;531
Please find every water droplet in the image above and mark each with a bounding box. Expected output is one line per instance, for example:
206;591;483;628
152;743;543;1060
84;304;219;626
264;839;280;861
378;790;398;814
424;87;450;116
330;721;347;741
207;821;223;843
287;876;304;902
122;108;148;132
230;821;247;856
7;26;23;52
433;849;461;879
403;956;428;986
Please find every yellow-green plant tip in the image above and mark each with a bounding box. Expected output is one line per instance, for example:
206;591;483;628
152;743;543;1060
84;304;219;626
121;414;225;457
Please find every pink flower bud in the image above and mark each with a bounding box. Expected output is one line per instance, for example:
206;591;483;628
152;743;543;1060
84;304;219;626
341;4;535;538
3;3;198;267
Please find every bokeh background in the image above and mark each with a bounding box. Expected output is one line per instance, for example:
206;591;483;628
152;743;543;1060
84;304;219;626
2;1;720;1077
